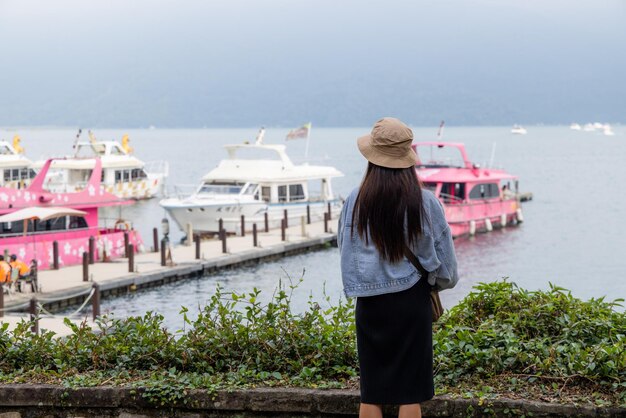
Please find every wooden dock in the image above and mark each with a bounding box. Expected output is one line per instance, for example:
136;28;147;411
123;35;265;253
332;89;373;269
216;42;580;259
1;217;339;332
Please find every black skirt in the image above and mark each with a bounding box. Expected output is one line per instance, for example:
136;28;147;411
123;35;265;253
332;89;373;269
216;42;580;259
355;278;434;405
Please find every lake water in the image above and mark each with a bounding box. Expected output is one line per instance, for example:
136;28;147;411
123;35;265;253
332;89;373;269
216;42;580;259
2;126;625;329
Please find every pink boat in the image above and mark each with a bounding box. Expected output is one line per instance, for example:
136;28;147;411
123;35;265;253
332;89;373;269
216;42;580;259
413;142;523;238
0;158;143;270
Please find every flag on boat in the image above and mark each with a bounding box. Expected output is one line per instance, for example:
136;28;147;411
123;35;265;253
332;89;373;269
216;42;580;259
285;123;312;141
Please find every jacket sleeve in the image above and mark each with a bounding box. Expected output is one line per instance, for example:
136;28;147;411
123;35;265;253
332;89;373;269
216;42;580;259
431;225;459;290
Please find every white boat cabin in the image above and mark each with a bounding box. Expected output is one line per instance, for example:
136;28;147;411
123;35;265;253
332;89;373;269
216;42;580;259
0;139;36;188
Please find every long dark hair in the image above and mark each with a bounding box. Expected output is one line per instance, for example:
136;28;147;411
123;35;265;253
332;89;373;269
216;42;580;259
351;163;425;263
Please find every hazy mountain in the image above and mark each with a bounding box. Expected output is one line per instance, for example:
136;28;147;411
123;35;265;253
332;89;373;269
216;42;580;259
1;0;624;127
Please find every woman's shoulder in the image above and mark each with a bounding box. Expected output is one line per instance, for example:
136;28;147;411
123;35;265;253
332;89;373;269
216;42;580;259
420;188;449;235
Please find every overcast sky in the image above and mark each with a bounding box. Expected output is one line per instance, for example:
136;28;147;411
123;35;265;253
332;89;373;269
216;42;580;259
1;0;624;127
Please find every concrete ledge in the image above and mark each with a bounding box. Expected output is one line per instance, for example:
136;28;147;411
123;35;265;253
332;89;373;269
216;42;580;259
0;385;623;417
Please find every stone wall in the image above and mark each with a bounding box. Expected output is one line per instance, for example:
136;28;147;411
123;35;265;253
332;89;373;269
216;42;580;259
0;386;623;418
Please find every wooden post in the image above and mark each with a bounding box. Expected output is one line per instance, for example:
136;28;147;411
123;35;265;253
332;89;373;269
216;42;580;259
301;216;306;237
324;212;329;233
29;298;39;335
88;236;95;264
281;219;286;241
240;215;245;237
160;238;167;267
283;209;288;228
82;252;89;282
264;212;269;232
221;228;227;254
327;202;332;220
306;205;311;224
92;282;101;321
52;241;59;270
153;228;159;253
128;244;134;272
123;231;129;257
218;218;223;234
194;234;201;259
252;223;258;247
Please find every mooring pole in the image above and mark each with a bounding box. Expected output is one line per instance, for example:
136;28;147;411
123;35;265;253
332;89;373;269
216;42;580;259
153;227;159;253
241;215;245;237
264;212;269;232
283;209;288;228
82;252;89;282
194;234;201;259
123;232;129;257
221;228;227;253
253;223;258;247
306;205;311;224
324;212;329;233
128;244;134;272
52;241;59;270
281;219;286;241
327;202;332;220
88;236;95;264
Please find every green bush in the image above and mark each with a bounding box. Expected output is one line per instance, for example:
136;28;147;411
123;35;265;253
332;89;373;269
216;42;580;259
0;279;624;406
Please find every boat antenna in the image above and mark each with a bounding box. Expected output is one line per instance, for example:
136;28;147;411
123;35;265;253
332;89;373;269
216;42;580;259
488;142;497;168
436;120;445;140
72;128;82;149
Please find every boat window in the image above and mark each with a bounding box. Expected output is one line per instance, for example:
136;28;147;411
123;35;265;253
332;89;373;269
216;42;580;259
261;186;271;202
242;183;258;195
34;216;67;232
123;170;130;181
469;183;500;200
131;169;144;180
0;145;12;155
278;185;288;202
138;169;147;179
115;170;122;183
440;182;465;203
199;181;245;194
20;168;36;179
289;184;305;201
69;216;88;229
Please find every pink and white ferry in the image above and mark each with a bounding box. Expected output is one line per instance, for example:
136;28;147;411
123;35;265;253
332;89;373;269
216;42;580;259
0;158;143;270
413;142;523;238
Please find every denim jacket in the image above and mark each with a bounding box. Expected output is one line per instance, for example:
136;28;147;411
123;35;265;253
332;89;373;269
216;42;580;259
338;187;458;298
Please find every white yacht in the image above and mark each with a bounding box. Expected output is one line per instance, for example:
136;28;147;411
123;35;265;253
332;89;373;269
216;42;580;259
160;138;344;234
511;125;527;135
0;136;36;188
570;123;581;131
32;131;168;199
603;124;615;136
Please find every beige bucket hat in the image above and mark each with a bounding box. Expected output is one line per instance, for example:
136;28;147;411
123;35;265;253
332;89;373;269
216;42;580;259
357;117;417;169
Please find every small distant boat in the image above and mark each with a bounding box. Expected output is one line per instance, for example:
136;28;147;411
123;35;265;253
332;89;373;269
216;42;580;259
593;122;604;130
32;130;168;200
570;123;581;131
0;136;36;188
511;125;527;135
583;123;596;132
603;124;615;136
413;142;523;238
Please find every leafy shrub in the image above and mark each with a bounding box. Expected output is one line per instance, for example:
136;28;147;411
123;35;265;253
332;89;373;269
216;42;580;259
0;279;623;405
